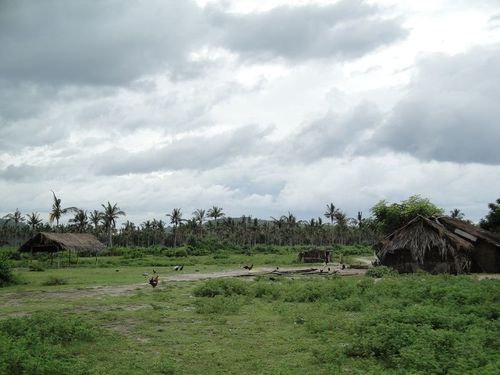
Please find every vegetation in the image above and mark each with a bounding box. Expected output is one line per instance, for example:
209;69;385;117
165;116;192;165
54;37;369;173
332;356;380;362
480;198;500;233
0;263;498;374
371;195;444;235
0;255;16;287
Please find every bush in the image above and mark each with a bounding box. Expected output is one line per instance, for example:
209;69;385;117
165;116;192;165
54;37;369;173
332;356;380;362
193;278;250;298
366;266;397;278
0;256;16;287
0;313;97;374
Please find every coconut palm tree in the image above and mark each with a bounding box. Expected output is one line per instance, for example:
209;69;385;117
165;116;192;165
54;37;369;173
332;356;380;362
324;203;338;244
26;212;43;233
69;209;88;233
207;206;224;227
450;209;465;220
101;202;126;247
48;191;77;229
89;210;103;232
167;208;183;248
192;208;206;236
3;208;25;245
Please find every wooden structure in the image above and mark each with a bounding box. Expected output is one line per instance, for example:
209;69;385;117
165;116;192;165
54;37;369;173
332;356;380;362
19;232;105;264
375;216;500;274
298;249;331;263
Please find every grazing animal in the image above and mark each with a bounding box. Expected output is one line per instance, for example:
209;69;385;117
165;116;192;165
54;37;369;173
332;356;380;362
174;265;181;271
269;277;276;281
243;264;253;270
328;267;331;272
179;265;184;271
320;269;323;273
341;264;346;270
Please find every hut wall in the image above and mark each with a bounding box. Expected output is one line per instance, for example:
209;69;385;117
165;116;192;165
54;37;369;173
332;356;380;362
471;241;500;273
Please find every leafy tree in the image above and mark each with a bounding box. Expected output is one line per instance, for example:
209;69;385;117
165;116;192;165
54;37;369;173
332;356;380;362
101;202;126;247
479;198;500;233
89;210;103;231
371;195;443;235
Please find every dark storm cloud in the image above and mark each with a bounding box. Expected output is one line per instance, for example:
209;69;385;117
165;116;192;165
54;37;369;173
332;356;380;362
0;0;208;86
373;45;500;165
211;0;407;61
94;124;273;175
0;0;406;87
288;102;381;161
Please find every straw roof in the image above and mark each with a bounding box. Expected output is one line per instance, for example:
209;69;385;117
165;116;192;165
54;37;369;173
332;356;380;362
19;232;106;253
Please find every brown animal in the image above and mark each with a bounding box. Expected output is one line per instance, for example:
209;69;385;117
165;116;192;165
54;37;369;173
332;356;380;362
243;264;253;270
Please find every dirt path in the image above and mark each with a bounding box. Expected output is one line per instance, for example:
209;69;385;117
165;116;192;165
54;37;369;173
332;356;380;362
3;266;367;301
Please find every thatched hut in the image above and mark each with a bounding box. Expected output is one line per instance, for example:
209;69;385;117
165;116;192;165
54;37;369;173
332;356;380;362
298;249;331;263
375;216;500;274
19;232;105;255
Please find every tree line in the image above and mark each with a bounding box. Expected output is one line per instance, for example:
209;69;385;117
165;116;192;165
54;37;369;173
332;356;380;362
2;193;499;248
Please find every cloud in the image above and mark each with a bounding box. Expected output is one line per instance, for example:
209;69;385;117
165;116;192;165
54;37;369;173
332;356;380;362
373;44;500;164
93;124;274;175
211;0;407;61
0;0;209;86
287;101;381;162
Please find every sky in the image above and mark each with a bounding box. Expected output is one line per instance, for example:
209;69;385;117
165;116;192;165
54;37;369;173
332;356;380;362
1;0;500;225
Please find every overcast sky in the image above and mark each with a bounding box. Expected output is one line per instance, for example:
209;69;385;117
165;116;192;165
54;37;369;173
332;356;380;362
1;0;499;225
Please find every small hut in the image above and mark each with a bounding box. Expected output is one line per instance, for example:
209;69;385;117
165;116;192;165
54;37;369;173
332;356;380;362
298;248;331;263
19;232;105;263
375;215;500;274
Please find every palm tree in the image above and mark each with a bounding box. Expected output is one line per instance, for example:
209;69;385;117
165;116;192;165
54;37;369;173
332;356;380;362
26;212;43;233
101;202;126;247
450;209;465;220
3;208;25;245
207;206;225;227
167;208;183;248
324;203;338;244
192;209;206;236
89;210;103;231
69;209;88;232
48;191;77;229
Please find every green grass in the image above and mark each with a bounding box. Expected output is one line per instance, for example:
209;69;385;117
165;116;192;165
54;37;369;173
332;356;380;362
0;256;498;374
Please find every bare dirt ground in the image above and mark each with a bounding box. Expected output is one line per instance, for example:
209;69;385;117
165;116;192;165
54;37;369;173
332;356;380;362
3;266;367;302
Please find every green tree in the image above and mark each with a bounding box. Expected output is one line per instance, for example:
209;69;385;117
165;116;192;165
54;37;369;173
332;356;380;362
207;206;225;227
479;198;500;233
167;208;183;248
48;191;77;229
449;208;465;220
193;209;206;236
371;195;443;235
101;202;126;247
26;212;43;232
69;209;88;233
324;203;338;244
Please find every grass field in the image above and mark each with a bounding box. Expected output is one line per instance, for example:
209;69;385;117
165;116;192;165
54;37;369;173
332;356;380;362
1;252;499;374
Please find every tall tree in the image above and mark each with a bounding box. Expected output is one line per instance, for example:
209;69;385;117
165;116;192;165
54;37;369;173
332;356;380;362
207;206;225;227
48;191;77;229
193;209;206;236
89;210;103;232
3;209;25;245
167;208;183;248
26;212;43;232
69;209;88;233
324;203;338;244
101;202;126;247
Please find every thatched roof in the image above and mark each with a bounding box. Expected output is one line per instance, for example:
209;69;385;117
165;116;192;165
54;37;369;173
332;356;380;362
19;232;106;253
375;215;500;273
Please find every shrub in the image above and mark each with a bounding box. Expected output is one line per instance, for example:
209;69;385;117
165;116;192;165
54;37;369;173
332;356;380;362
0;313;97;374
0;256;16;287
366;266;397;278
193;278;250;298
